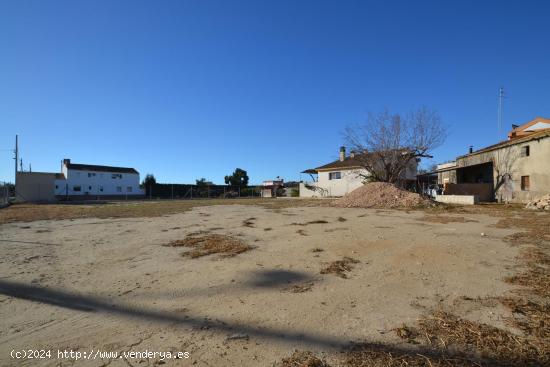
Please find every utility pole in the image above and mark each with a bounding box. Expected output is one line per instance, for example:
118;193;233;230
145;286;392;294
498;87;504;139
14;135;18;182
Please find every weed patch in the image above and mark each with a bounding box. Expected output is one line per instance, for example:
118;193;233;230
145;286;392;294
320;257;359;278
167;234;252;258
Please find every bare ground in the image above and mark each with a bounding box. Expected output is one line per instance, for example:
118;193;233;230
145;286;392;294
0;199;547;366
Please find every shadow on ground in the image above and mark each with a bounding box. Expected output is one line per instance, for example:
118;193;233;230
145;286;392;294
0;279;525;366
246;269;312;288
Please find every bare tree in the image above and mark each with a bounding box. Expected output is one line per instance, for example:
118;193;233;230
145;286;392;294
491;146;519;203
343;107;447;184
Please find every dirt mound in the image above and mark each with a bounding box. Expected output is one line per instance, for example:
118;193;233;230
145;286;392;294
332;182;432;209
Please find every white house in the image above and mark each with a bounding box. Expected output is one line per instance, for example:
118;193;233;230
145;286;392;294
54;159;144;199
300;147;417;197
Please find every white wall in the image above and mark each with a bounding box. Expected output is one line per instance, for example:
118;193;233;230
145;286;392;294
300;169;368;197
54;169;143;196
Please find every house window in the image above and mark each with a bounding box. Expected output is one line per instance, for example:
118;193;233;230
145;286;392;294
116;186;122;192
127;186;133;192
88;172;96;177
73;186;81;192
521;146;530;157
521;176;530;191
99;186;104;192
329;172;342;180
55;185;58;189
112;173;122;179
88;186;92;190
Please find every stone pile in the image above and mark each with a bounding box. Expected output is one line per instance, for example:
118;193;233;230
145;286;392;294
526;194;550;210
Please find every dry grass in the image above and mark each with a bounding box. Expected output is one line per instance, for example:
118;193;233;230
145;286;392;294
0;198;323;224
281;351;330;367
504;248;550;297
320;257;359;278
416;215;478;224
167;234;252;258
416;310;547;365
283;282;314;293
242;217;256;227
345;343;475;367
291;220;329;226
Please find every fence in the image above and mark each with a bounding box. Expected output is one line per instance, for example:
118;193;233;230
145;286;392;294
144;183;261;200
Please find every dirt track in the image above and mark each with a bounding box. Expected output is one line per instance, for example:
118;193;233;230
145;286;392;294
0;203;525;366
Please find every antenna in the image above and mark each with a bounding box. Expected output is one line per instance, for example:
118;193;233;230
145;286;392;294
498;87;505;139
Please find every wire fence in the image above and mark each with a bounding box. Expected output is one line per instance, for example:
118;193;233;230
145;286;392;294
144;183;261;200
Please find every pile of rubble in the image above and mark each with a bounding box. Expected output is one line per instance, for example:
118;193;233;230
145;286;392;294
526;194;550;211
332;182;433;209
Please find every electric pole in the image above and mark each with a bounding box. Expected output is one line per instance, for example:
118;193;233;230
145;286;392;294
14;135;19;183
498;87;504;139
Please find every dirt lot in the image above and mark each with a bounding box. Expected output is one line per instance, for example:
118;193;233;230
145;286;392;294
0;199;548;366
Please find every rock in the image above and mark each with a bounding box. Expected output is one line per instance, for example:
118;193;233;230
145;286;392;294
525;194;550;211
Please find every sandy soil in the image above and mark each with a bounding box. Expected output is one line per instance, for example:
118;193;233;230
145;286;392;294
0;204;521;366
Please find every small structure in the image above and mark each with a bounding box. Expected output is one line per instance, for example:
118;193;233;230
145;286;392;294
435;117;550;203
300;147;417;197
261;179;284;198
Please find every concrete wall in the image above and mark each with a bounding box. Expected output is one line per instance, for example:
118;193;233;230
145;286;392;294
443;183;493;202
54;169;143;197
15;172;57;202
435;195;477;205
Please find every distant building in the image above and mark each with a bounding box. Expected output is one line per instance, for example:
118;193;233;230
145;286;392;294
261;179;284;198
300;147;417;197
15;158;144;202
436;117;550;203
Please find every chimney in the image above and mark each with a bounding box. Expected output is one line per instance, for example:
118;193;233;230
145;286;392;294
63;158;71;166
469;146;473;154
339;146;346;162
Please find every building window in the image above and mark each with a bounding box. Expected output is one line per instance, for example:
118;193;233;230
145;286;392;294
329;172;342;180
73;186;81;192
116;186;122;192
55;185;58;189
88;186;92;190
112;173;122;179
521;146;530;157
88;172;97;177
521;176;530;191
99;186;103;192
127;186;133;192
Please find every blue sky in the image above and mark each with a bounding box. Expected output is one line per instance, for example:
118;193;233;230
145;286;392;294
1;0;549;184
